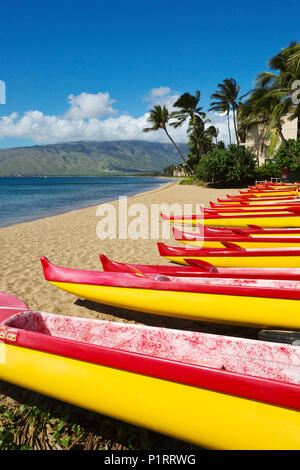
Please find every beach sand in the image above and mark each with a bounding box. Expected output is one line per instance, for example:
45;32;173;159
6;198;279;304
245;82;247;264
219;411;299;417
0;181;260;449
0;181;254;335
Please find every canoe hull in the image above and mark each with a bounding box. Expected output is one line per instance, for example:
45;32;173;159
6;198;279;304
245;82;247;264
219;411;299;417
2;342;300;450
177;240;300;249
49;280;300;329
170;215;300;228
162;254;300;268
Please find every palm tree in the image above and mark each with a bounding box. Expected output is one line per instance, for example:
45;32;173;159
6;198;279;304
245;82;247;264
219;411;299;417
209;78;242;144
256;42;300;121
206;125;220;145
143;105;194;174
185;116;216;169
240;42;300;164
239;84;300;164
170;91;207;158
209;100;232;144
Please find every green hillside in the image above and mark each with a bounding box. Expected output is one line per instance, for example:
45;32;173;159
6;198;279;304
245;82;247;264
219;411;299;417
0;140;184;176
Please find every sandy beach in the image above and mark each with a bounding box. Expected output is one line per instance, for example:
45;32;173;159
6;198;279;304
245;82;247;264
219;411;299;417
0;180;259;449
0;181;251;333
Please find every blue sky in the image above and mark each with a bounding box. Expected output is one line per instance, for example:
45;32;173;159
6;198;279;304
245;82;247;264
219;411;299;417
0;0;299;148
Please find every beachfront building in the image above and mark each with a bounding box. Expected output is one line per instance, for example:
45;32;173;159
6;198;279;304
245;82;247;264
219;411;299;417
240;114;300;165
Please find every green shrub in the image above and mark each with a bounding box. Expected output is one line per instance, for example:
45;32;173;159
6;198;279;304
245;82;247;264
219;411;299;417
254;162;281;180
196;144;257;185
274;138;300;171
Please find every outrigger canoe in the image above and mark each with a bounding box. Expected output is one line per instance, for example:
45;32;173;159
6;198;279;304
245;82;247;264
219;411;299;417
172;226;300;249
210;200;300;210
3;293;300;449
157;241;300;268
161;209;300;227
203;226;300;238
99;254;300;280
227;194;300;200
218;196;300;205
41;256;300;329
202;207;300;217
239;190;298;197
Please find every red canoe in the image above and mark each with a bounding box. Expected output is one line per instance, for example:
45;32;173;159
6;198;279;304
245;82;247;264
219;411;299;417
157;241;300;267
202;225;300;237
173;226;300;245
99;254;300;280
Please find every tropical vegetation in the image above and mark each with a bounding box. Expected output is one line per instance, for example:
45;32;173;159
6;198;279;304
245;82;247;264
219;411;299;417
146;41;300;185
196;144;257;186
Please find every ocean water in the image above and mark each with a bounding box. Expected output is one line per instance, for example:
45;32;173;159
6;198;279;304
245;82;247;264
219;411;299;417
0;176;173;228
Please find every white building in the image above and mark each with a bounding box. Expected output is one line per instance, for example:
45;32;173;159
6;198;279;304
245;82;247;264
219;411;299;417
240;115;300;165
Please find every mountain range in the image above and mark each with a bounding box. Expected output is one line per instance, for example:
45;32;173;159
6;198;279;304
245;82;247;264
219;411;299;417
0;140;185;176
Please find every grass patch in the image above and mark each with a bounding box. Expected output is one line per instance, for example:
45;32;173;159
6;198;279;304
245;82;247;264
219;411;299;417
0;382;202;450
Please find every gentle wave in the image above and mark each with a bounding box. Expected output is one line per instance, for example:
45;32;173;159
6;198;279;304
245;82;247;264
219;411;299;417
0;176;173;228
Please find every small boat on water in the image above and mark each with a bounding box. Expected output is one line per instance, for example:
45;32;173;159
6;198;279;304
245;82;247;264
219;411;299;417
41;256;300;329
172;226;300;248
2;291;300;449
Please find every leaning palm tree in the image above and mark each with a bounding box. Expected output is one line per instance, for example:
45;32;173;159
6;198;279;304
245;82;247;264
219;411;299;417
143;105;194;174
170;91;207;158
209;79;242;144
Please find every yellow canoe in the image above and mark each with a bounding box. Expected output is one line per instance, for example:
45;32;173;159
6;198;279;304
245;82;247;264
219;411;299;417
162;213;300;228
40;257;300;330
158;242;300;268
3;298;300;450
177;239;300;249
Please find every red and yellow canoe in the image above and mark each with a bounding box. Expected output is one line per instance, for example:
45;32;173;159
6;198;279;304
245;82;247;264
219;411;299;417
172;226;300;249
41;256;300;329
99;253;300;280
202;225;300;238
209;201;300;211
161;208;300;228
2;292;300;449
239;189;298;197
157;241;300;268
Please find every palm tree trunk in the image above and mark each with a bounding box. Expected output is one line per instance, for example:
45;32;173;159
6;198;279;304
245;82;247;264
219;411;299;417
277;127;300;165
164;128;194;175
195;133;204;159
232;107;239;145
227;112;232;145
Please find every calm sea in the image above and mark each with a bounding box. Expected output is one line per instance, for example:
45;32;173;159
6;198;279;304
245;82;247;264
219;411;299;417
0;176;173;228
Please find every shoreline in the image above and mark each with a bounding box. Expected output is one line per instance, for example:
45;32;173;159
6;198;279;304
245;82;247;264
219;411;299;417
0;180;250;331
0;177;175;230
0;180;257;450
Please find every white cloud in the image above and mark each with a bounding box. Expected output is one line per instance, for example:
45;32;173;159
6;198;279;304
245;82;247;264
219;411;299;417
144;86;180;111
65;92;117;119
0;89;234;146
206;111;236;146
